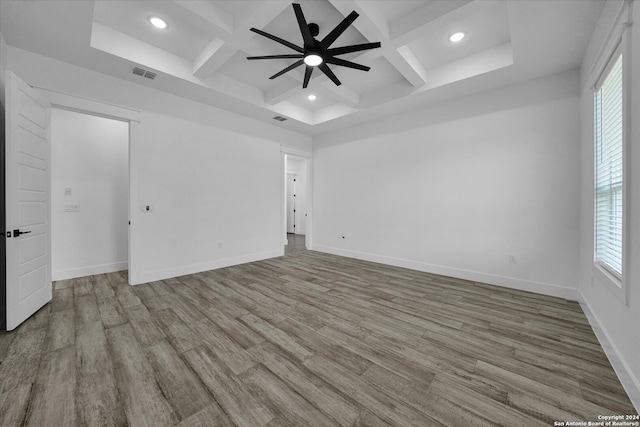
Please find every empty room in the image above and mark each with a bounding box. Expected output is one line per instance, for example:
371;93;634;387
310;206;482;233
0;0;638;425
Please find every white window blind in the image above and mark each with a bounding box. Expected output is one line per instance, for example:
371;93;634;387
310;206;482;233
594;53;623;279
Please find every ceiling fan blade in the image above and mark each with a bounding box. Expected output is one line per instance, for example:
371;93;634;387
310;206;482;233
250;28;303;53
303;66;313;88
292;3;315;49
269;59;305;79
320;11;359;49
327;42;381;56
325;57;370;71
318;63;341;86
247;54;304;60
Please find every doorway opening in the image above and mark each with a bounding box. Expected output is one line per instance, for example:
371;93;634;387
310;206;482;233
51;108;129;280
284;154;310;254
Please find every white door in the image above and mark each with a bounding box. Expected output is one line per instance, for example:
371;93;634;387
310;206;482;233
5;72;52;330
286;174;296;234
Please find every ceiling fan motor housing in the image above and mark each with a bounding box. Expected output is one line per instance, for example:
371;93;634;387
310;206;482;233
308;23;319;37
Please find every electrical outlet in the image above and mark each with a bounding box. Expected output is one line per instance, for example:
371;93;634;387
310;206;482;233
508;255;517;264
64;187;72;196
142;205;153;212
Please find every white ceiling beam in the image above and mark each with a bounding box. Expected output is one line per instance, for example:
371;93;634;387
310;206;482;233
318;82;360;108
239;1;291;31
327;0;388;42
327;0;426;88
191;1;291;78
263;69;360;108
392;46;427;87
263;67;360;107
192;40;240;77
265;80;302;105
166;0;234;39
192;38;225;75
390;0;498;46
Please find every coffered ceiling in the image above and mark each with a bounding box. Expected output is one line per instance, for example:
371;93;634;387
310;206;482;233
0;0;604;136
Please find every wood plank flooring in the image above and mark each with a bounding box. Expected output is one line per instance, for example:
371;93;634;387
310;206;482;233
0;250;637;426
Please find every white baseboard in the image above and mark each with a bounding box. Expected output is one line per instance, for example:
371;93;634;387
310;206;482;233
313;245;579;300
130;249;284;285
53;261;128;281
578;291;640;413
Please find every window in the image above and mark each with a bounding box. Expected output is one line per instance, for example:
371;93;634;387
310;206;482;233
594;52;623;280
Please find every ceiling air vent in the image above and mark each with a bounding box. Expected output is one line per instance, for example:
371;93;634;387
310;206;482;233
131;66;157;80
273;116;287;122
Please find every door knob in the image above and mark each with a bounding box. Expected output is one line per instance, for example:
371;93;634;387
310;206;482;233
13;229;32;237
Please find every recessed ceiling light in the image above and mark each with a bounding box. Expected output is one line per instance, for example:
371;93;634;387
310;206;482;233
149;16;168;30
307;94;317;101
449;32;465;43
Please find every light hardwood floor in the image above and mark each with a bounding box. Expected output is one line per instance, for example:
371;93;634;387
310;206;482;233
0;251;637;426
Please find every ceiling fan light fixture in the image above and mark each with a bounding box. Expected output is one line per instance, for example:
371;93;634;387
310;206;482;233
149;16;168;29
247;3;381;89
449;31;465;43
303;54;323;67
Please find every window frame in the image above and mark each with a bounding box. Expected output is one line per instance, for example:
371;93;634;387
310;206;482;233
593;48;624;281
588;1;632;306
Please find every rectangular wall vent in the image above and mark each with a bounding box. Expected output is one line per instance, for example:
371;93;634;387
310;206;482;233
273;116;287;122
131;66;157;80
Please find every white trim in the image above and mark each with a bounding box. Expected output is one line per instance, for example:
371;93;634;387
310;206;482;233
53;262;128;281
588;0;631;89
579;291;640;412
43;89;138;285
620;0;633;306
314;245;579;300
281;145;312;158
130;249;283;285
35;87;141;122
589;0;633;306
282;146;313;249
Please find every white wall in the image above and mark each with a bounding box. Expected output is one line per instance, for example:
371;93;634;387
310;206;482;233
286;156;308;235
313;70;581;299
51;109;129;280
129;111;283;283
7;47;312;285
1;30;8;327
578;0;640;409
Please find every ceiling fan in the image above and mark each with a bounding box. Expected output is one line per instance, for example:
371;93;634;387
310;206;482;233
247;3;381;89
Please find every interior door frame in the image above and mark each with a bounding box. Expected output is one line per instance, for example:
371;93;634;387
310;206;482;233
33;88;140;284
1;77;6;329
286;172;297;235
281;146;312;250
